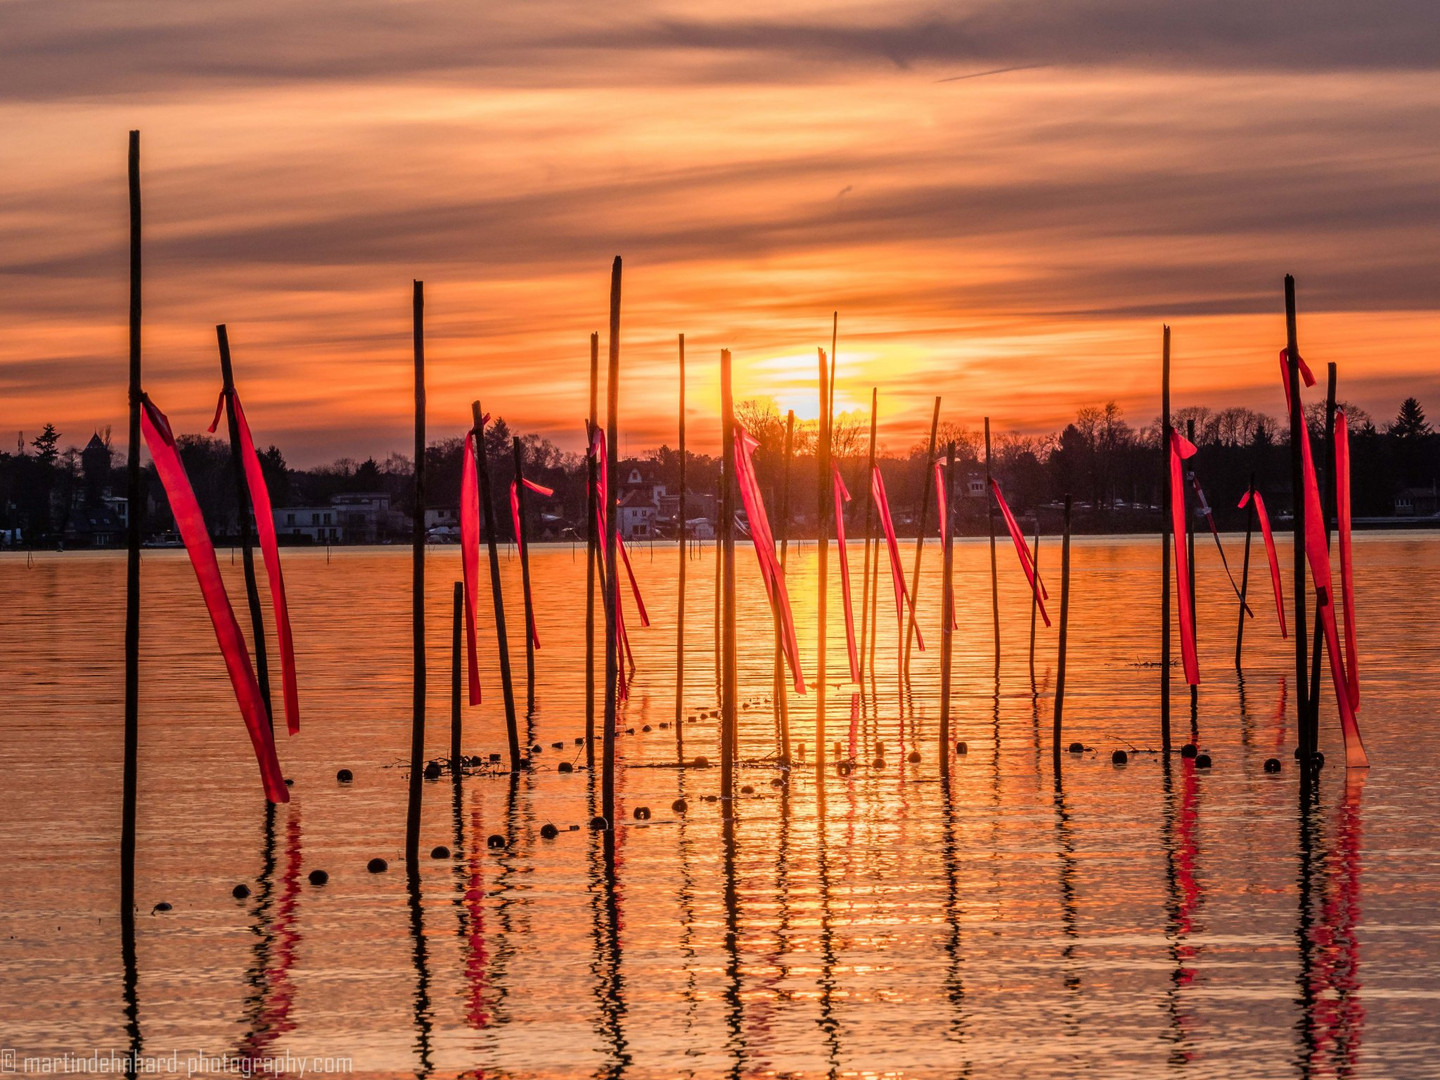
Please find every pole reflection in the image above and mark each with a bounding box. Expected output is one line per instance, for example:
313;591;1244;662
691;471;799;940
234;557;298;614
236;803;301;1064
1160;755;1203;1065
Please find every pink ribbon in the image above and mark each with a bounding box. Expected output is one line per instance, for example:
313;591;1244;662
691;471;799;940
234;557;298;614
1169;429;1200;686
1238;488;1287;638
1335;411;1359;710
733;425;804;691
871;465;923;654
833;467;860;682
460;430;483;704
989;478;1050;628
1282;350;1367;767
508;478;554;650
143;396;288;803
208;391;299;734
933;462;958;630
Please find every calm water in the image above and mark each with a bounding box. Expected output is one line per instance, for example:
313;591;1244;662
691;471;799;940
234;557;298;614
2;535;1439;1079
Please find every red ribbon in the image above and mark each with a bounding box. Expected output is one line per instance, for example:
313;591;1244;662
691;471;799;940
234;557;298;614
870;465;923;655
1169;429;1200;686
989;478;1050;628
1282;350;1368;767
733;425;804;691
1335;411;1359;710
509;478;553;650
143;396;288;803
208;390;300;734
1238;488;1287;638
833;466;860;683
460;431;483;705
589;426;641;701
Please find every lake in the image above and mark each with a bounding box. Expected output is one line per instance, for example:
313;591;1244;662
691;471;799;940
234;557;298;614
2;533;1438;1078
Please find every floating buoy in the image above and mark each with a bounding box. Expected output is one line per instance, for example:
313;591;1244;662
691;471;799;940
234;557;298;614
703;794;718;803
540;823;559;839
1180;743;1197;759
1112;750;1128;765
672;799;688;814
873;758;886;769
771;777;786;788
558;761;575;773
430;846;449;860
367;858;387;874
955;741;968;755
642;725;652;732
837;761;852;777
232;883;251;900
152;901;172;913
907;750;922;764
740;784;754;795
336;768;354;783
489;753;502;763
692;756;710;769
589;817;608;831
284;778;294;787
423;761;442;780
308;870;329;886
1067;742;1084;754
575;737;585;745
531;744;542;754
625;727;635;735
1195;754;1212;769
487;834;506;849
551;741;564;749
633;806;652;820
1264;758;1282;773
659;722;669;729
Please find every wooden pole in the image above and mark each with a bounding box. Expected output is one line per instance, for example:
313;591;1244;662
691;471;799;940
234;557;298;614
586;333;598;767
473;401;521;771
1029;518;1041;688
121;129;141;919
676;334;686;757
1186;418;1197;717
714;473;722;687
1284;276;1312;757
985;415;1000;674
451;580;462;771
939;442;956;756
903;396;940;673
1236;471;1256;671
859;388;878;680
1052;495;1073;772
512;436;537;712
1160;325;1173;752
405;280;426;872
719;348;737;813
817;348;831;778
216;325;273;729
774;410;795;762
602;257;621;827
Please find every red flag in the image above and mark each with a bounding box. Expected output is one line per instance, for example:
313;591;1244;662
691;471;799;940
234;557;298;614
989;478;1050;628
461;431;483;704
1335;411;1359;710
1238;488;1287;638
870;465;923;654
142;396;287;803
208;391;300;734
1169;429;1200;686
833;467;860;682
732;425;804;691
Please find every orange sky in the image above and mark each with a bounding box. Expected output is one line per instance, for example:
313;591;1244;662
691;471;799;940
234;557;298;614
3;2;1439;465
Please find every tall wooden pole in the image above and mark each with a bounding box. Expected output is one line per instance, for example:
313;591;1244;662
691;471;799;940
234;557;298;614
774;410;795;762
1186;418;1197;717
1029;519;1041;688
1284;276;1312;757
512;436;537;712
1052;495;1073;772
474;401;521;771
719;349;737;814
903;396;940;673
1235;471;1256;671
985;415;1000;674
586;333;598;767
451;581;462;771
859;388;878;680
939;442;956;756
217;324;273;728
405;280;426;873
714;473;722;687
121;129;141;919
817;348;831;779
602;257;621;826
1160;325;1173;752
676;334;686;754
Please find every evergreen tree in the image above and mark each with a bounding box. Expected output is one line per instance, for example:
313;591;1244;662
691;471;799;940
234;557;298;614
1391;397;1431;439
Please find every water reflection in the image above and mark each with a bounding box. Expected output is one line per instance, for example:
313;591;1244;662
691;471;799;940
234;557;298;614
407;869;434;1079
236;804;301;1064
1161;755;1203;1065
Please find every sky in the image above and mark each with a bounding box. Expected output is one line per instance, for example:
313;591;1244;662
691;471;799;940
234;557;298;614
2;0;1439;466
